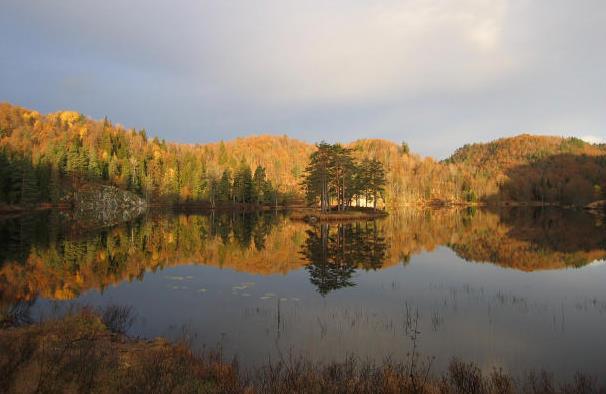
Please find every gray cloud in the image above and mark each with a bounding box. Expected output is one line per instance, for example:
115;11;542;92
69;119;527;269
1;0;605;158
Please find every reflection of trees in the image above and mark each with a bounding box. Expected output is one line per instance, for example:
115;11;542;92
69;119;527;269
207;212;278;250
450;207;606;270
3;207;606;306
0;211;292;306
301;221;387;296
0;212;61;268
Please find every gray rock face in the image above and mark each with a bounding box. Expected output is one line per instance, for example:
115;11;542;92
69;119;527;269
66;184;147;228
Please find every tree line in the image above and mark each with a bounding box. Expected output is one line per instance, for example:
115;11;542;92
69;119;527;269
301;142;387;211
208;163;278;207
3;103;606;209
0;105;302;207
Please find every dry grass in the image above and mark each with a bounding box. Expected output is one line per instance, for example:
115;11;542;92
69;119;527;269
1;310;604;393
0;309;242;393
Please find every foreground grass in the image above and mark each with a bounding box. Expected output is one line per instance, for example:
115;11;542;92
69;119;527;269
0;310;603;393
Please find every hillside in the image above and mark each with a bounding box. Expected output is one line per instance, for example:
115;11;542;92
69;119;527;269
1;102;605;208
0;103;314;206
446;134;606;205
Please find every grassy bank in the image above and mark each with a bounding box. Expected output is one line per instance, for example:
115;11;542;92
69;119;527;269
0;309;602;393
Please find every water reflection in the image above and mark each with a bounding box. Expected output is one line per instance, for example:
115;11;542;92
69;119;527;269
302;222;387;295
0;207;605;307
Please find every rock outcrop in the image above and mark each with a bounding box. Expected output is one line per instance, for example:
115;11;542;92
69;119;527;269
63;184;147;229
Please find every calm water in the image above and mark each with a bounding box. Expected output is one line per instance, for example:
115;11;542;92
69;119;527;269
2;207;606;381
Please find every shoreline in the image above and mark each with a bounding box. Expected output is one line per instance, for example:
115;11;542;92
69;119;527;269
0;199;596;220
288;207;388;222
0;310;601;393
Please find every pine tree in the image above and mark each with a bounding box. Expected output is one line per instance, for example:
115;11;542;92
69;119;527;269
329;144;356;210
218;170;232;202
0;149;9;202
20;159;40;206
49;166;62;204
88;150;102;180
207;175;219;207
253;166;267;204
8;157;23;204
233;162;254;203
302;142;334;212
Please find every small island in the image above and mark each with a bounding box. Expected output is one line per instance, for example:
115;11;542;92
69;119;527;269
291;142;388;222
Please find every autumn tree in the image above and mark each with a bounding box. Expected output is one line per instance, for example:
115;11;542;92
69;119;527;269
366;159;386;210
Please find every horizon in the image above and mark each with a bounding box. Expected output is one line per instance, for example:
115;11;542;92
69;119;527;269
5;100;602;161
2;1;606;158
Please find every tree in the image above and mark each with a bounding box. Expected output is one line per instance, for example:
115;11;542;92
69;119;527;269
88;150;102;180
302;142;364;211
354;159;372;207
367;159;386;210
0;149;10;202
218;170;232;202
207;175;219;208
233;162;254;203
20;159;40;206
301;142;334;212
253;166;274;204
218;141;228;165
329;144;356;211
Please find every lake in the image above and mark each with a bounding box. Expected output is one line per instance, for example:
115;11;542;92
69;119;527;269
1;207;606;382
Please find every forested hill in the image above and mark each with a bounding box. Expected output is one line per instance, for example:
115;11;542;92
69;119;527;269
1;102;605;208
445;134;606;205
0;103;314;206
447;134;606;169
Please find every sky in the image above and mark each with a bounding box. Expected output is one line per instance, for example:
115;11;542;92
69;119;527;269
1;0;606;158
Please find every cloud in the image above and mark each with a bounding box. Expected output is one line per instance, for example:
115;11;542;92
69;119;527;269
1;0;606;157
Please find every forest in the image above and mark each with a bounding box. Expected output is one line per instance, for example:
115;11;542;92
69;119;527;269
1;102;606;209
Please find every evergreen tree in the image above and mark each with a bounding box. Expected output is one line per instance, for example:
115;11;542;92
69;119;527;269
233;162;254;203
329;144;356;211
8;157;23;204
20;159;40;206
87;150;102;180
66;143;88;182
253;166;267;204
49;166;62;204
301;142;334;212
207;175;219;207
218;169;232;202
36;160;52;203
0;149;9;202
